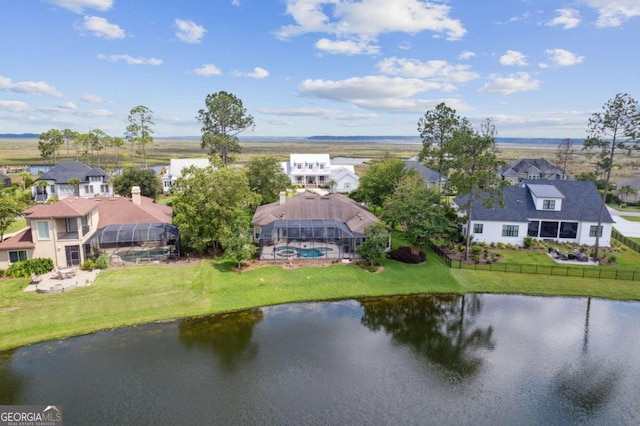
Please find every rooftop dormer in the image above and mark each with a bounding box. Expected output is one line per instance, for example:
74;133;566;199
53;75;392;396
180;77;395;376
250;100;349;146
526;183;564;211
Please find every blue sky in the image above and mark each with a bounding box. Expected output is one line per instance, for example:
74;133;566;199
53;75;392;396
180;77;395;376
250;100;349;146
1;0;639;138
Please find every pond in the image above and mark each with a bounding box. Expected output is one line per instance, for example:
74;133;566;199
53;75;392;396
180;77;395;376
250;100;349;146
1;294;639;425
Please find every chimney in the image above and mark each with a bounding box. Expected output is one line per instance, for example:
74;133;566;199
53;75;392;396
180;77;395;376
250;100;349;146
279;191;286;205
132;186;141;206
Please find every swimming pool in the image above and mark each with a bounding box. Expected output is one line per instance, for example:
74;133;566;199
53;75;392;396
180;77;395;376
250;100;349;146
276;246;334;258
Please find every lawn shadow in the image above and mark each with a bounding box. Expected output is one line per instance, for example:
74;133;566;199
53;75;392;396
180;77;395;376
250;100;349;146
212;260;236;273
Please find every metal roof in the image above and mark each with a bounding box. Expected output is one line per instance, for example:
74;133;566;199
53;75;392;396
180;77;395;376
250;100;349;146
527;183;565;199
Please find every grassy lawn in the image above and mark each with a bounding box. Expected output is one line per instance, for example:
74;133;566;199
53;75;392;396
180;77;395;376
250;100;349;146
621;215;640;222
5;218;26;235
607;203;640;213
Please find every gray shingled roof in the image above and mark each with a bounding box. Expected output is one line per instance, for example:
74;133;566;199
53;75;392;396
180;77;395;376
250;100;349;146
36;161;110;184
404;160;444;184
498;158;572;180
454;180;613;223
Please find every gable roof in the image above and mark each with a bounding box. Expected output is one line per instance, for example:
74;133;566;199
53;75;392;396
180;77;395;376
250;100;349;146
290;153;330;165
36;161;110;184
454;180;613;223
252;191;378;234
404;160;444;183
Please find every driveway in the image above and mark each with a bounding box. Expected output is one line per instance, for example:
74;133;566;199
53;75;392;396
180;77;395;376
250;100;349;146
607;207;640;238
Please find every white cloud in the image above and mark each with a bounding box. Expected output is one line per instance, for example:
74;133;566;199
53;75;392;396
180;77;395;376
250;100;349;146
59;101;77;110
315;38;380;55
479;72;541;95
259;107;377;120
46;0;112;14
583;0;640;27
545;48;585;66
174;19;206;44
499;50;528;66
459;50;476;60
80;16;125;39
398;41;412;50
377;57;479;84
277;0;466;55
246;67;270;79
0;75;63;97
80;94;107;103
0;100;29;112
97;54;162;66
547;8;581;29
231;0;240;5
194;64;222;76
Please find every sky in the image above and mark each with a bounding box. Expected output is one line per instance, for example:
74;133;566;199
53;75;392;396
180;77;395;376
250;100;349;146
0;0;639;139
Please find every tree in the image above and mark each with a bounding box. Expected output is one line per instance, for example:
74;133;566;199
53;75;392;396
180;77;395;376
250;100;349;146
68;177;81;196
245;155;291;204
356;222;390;268
112;168;162;199
62;129;79;158
219;209;257;268
38;129;64;166
126;105;155;168
110;136;126;171
196;91;254;166
617;184;637;203
381;172;456;252
356;158;406;208
418;103;461;191
582;93;640;258
555;138;576;176
172;166;260;253
87;129;107;167
0;191;27;241
446;120;506;259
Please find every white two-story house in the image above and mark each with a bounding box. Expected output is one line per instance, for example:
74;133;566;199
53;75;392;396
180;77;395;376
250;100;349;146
281;154;359;193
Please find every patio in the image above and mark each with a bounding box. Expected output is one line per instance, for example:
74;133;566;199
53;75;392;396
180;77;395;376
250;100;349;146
25;269;101;294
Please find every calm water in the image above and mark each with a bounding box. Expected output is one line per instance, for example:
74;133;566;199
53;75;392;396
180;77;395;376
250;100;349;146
1;294;639;425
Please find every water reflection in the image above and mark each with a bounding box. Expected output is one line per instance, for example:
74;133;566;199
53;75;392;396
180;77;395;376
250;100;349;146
179;309;263;370
359;294;494;382
0;350;23;404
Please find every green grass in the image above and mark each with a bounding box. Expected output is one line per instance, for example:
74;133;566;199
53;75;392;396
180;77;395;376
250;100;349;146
607;203;640;213
5;218;26;235
3;245;640;352
620;215;640;222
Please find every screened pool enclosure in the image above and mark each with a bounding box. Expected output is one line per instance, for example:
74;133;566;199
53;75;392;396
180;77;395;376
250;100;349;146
88;223;180;263
255;219;365;261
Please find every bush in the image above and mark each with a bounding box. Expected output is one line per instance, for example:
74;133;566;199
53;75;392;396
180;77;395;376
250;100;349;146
81;259;95;271
471;245;483;256
386;246;427;264
523;236;534;249
6;258;54;278
607;254;617;264
94;254;110;269
0;269;4;278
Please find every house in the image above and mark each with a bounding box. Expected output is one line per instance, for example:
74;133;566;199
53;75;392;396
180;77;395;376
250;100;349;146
281;154;359;193
498;158;572;185
616;177;640;203
0;187;178;270
0;172;11;188
453;180;613;247
404;159;447;189
162;158;211;193
32;161;112;202
251;191;387;260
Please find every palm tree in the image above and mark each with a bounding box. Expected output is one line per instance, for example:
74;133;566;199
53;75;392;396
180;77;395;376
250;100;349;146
68;177;81;196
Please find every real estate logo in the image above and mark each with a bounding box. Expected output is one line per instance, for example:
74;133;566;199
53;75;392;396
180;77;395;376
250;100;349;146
0;405;63;426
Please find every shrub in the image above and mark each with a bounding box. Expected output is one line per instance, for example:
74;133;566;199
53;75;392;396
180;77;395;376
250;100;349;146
0;269;4;278
386;246;427;264
607;254;617;264
472;254;480;264
94;254;110;269
497;242;505;249
523;236;534;249
81;259;95;271
471;245;483;256
6;258;54;278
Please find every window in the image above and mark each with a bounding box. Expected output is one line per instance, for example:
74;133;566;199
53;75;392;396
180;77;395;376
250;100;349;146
589;225;603;237
84;185;94;194
527;221;539;237
319;164;324;169
308;164;313;169
473;223;484;234
559;222;578;239
297;164;302;170
9;250;27;263
344;182;351;189
502;225;519;237
50;185;56;193
100;184;109;193
540;221;559;238
543;200;555;210
37;221;50;240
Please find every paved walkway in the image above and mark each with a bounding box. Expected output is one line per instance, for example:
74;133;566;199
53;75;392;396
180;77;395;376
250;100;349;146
24;269;100;294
